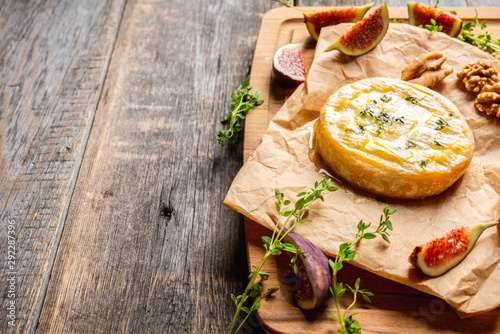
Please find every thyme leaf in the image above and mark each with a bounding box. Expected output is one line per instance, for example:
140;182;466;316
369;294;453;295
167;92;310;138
426;18;443;32
406;140;416;148
405;96;418;105
381;95;392;103
435;117;449;130
434;141;444;147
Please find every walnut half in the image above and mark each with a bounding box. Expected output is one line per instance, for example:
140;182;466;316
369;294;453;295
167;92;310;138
401;52;453;88
457;60;499;93
475;82;500;117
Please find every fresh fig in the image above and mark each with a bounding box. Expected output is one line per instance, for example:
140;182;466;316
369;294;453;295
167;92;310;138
408;2;462;37
304;3;374;41
409;221;499;277
325;3;389;56
273;42;307;88
275;231;332;310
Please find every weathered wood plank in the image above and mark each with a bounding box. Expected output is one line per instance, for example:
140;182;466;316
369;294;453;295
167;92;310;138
0;0;126;332
37;0;272;333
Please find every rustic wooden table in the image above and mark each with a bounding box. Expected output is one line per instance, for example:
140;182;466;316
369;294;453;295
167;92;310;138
0;0;497;333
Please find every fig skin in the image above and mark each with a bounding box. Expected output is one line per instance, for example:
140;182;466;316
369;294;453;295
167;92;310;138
408;2;463;37
304;2;374;41
272;42;306;88
275;231;332;310
409;221;499;277
325;3;390;56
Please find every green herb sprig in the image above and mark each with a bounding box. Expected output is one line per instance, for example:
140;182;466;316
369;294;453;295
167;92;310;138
217;78;263;146
328;206;396;334
358;102;404;136
435;117;449;130
406;140;416;148
405;96;418;105
380;95;392;103
417;19;443;32
425;18;443;32
226;179;338;334
457;13;500;54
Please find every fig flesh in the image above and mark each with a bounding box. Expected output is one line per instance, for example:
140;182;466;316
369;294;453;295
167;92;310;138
325;3;389;56
275;231;332;310
408;2;462;37
304;3;374;41
273;42;307;88
409;221;499;277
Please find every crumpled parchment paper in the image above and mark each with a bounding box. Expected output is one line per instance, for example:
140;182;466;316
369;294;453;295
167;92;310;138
224;23;500;315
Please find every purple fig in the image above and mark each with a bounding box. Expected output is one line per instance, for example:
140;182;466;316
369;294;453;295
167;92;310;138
408;2;463;37
409;221;499;277
325;3;389;56
272;42;307;88
304;3;374;41
275;231;332;310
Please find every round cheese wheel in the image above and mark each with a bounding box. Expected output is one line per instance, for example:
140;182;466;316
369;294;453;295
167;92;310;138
313;77;474;199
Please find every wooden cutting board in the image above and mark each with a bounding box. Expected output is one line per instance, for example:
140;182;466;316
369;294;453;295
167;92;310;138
243;6;500;334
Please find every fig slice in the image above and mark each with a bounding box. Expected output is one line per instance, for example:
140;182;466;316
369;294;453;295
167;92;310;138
275;231;332;310
273;42;307;88
408;2;463;37
304;2;374;41
409;221;499;277
325;3;389;56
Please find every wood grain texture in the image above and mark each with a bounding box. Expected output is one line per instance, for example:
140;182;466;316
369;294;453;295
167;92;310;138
244;4;500;334
0;0;126;333
36;0;273;333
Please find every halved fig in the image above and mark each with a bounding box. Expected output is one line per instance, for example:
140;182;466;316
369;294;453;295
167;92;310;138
273;42;306;88
275;231;332;310
325;3;390;56
409;221;499;277
304;3;374;41
408;2;462;37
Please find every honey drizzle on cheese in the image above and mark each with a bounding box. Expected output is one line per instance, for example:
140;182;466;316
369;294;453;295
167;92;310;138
322;78;472;173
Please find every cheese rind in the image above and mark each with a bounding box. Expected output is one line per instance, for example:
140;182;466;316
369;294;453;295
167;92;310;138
313;77;474;199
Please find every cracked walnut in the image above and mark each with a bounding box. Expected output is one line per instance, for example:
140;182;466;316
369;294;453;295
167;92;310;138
457;60;499;93
475;82;500;117
401;52;453;88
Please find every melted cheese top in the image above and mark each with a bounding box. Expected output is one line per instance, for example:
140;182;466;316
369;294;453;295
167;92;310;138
321;77;474;174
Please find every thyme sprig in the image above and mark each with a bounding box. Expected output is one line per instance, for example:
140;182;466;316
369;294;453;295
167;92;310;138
405;96;418;105
358;101;404;136
425;18;443;32
435;117;449;130
457;12;500;54
329;206;396;334
217;78;263;146
226;179;338;334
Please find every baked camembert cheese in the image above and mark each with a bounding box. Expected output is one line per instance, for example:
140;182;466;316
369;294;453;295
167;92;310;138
313;77;474;199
